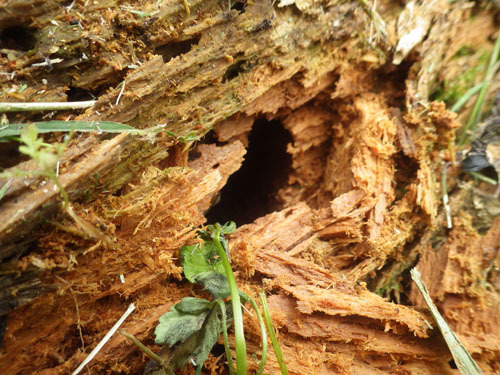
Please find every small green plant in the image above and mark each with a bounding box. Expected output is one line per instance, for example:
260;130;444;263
0;124;70;206
123;222;288;375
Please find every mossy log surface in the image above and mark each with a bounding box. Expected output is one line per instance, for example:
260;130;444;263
0;0;500;374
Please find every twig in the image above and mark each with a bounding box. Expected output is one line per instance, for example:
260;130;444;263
441;162;452;229
0;101;96;113
72;303;136;375
31;58;64;67
115;81;126;106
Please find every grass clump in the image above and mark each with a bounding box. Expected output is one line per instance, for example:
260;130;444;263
0;124;70;206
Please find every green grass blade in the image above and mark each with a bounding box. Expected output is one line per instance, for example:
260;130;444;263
213;224;247;375
259;291;288;375
451;83;483;113
0;121;148;138
458;31;500;145
411;268;482;375
468;171;499;185
217;300;235;375
240;292;268;375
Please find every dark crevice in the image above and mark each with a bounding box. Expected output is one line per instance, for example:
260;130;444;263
449;359;458;370
66;86;97;102
154;36;200;63
223;60;246;82
205;118;292;226
0;26;36;51
230;0;247;13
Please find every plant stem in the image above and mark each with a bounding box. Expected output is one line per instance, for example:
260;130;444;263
259;291;288;375
0;100;96;112
217;300;235;375
213;224;247;375
458;31;500;145
240;292;268;375
469;171;499;185
120;331;166;367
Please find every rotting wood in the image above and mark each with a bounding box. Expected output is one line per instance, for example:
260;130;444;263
1;0;500;374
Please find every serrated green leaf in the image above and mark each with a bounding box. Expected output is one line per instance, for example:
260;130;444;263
175;297;212;315
194;272;230;299
155;302;209;346
180;242;225;283
189;305;222;368
166;302;232;373
18;124;41;158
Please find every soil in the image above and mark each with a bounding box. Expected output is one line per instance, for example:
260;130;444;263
0;0;499;374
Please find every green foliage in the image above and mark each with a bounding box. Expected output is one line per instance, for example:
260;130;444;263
165;304;226;374
151;223;242;374
125;222;286;375
0;124;69;206
180;242;226;284
154;297;211;346
18;124;61;171
194;272;230;299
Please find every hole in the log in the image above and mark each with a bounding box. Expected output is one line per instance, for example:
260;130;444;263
0;315;7;348
211;342;226;357
66;86;96;102
0;26;36;51
154;36;200;63
448;359;458;369
393;152;418;200
223;60;245;82
188;148;202;161
205;118;292;226
231;0;247;13
0;141;27;169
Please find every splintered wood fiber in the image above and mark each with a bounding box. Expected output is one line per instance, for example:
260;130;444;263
1;0;500;375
